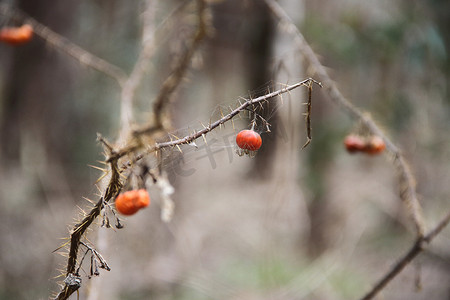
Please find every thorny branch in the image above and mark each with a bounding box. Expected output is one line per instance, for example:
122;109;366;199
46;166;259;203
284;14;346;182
0;4;128;86
107;78;321;166
54;154;122;300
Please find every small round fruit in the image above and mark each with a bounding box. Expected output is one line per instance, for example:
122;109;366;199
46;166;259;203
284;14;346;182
344;135;365;153
236;130;262;151
0;24;33;45
115;189;150;216
364;136;386;154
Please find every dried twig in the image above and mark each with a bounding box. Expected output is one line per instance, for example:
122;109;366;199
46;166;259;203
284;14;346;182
302;78;321;149
360;211;450;300
0;4;128;86
80;241;111;273
264;0;426;237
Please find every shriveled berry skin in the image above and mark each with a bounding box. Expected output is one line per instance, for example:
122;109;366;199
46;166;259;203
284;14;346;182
236;130;262;151
344;135;365;153
0;24;33;45
115;189;150;216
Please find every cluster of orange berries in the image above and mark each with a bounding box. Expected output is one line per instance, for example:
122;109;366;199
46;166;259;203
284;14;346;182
115;189;150;216
0;24;33;45
344;135;386;155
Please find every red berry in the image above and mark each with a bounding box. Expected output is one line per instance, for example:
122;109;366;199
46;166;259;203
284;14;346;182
344;135;365;153
236;130;262;151
364;136;386;155
115;189;150;216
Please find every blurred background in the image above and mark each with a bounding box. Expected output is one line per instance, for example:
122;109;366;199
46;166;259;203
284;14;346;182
0;0;449;299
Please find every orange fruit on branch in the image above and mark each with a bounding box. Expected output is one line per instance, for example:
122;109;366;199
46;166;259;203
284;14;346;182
344;134;365;153
236;129;262;151
115;189;150;216
364;136;386;155
0;24;33;45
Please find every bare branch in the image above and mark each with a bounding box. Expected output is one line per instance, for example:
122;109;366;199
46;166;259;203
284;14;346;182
394;155;426;236
0;3;128;86
264;0;426;238
360;210;450;300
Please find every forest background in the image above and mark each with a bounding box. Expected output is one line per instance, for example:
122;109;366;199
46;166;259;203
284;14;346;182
0;0;449;299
